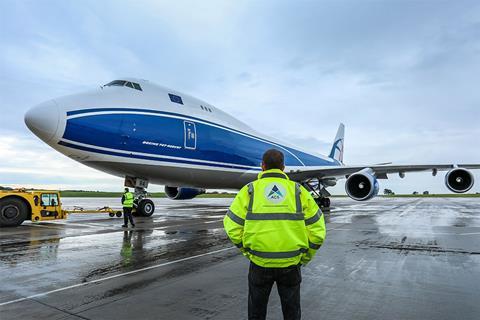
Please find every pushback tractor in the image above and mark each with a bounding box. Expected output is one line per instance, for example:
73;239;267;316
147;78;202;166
0;189;123;227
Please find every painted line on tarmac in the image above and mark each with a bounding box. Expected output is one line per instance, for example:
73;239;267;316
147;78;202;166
27;224;63;229
0;246;236;307
31;218;223;231
29;222;100;229
130;219;224;232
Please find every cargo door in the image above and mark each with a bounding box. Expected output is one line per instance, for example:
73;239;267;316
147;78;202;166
184;121;196;150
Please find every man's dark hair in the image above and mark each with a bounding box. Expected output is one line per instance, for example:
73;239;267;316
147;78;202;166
125;188;129;192
262;149;285;170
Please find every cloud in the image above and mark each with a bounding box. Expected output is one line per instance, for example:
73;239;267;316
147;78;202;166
0;0;479;193
1;39;113;87
0;133;114;187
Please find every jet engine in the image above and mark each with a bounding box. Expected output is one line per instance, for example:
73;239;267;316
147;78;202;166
164;186;206;200
345;168;379;201
445;168;474;193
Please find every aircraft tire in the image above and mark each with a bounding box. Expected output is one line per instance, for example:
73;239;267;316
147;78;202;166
0;198;29;227
138;199;155;217
324;198;331;208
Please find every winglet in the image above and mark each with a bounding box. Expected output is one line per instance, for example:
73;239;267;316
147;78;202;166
329;123;345;164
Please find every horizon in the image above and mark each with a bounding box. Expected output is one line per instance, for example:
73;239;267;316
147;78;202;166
1;0;479;194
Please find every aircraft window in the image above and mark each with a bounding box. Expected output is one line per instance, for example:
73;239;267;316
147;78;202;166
208;107;212;112
104;80;142;91
169;93;184;105
105;80;127;87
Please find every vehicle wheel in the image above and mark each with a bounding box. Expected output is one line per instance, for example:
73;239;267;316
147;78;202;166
138;199;155;217
109;212;115;217
116;211;122;217
0;198;29;227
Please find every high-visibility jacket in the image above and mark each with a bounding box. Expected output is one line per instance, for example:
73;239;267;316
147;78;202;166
122;192;134;208
223;169;326;268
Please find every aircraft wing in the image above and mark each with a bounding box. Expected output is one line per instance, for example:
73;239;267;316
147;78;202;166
287;164;480;181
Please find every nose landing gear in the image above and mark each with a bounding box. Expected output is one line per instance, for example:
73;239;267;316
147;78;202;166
137;198;155;217
125;176;156;217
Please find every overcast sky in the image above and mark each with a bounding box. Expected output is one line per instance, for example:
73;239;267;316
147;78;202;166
0;0;479;194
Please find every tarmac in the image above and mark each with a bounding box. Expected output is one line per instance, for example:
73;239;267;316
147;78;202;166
0;197;479;320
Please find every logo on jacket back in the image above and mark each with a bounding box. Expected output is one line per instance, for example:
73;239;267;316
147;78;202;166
264;183;286;204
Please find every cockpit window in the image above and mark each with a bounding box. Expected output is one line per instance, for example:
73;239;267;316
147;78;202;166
105;80;127;87
104;80;142;91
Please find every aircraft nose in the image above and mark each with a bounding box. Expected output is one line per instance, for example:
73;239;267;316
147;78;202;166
25;100;60;143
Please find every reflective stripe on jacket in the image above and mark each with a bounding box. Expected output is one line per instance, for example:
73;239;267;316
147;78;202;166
123;192;134;208
223;168;326;268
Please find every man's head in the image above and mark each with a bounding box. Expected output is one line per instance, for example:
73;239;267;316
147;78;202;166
262;149;285;171
124;188;129;193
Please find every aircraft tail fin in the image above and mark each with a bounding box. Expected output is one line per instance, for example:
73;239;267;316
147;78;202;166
329;123;345;164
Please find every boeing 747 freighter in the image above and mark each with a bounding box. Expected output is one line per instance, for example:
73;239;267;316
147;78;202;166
21;78;480;220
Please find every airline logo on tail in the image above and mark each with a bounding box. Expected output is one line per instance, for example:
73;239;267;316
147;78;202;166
329;123;345;164
330;138;344;163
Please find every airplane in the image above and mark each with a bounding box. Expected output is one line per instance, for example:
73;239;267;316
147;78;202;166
22;77;479;219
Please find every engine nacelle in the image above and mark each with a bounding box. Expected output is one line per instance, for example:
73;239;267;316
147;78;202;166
445;168;474;193
345;168;379;201
164;186;206;200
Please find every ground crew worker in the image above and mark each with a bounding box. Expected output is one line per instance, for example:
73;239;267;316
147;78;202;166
121;188;135;228
224;149;326;320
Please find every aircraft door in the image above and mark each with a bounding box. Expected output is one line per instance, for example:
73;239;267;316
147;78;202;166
184;121;196;150
120;117;137;147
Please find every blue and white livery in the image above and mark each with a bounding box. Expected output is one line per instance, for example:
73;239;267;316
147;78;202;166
25;78;480;215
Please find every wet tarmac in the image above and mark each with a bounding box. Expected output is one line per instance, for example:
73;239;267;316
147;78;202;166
1;197;479;319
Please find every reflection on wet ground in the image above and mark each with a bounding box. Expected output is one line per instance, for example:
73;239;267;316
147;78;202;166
1;197;479;319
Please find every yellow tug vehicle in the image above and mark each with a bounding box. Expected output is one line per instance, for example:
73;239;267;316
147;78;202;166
0;189;122;227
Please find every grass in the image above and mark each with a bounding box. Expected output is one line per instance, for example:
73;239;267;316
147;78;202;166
59;190;236;198
58;190;479;198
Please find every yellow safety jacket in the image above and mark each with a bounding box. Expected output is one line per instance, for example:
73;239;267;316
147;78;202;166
224;169;326;268
123;192;134;208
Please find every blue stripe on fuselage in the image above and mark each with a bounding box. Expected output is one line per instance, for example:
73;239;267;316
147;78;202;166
63;109;337;168
58;140;259;170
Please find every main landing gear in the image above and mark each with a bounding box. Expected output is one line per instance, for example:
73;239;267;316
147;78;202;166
302;179;332;210
315;197;331;209
125;176;155;217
